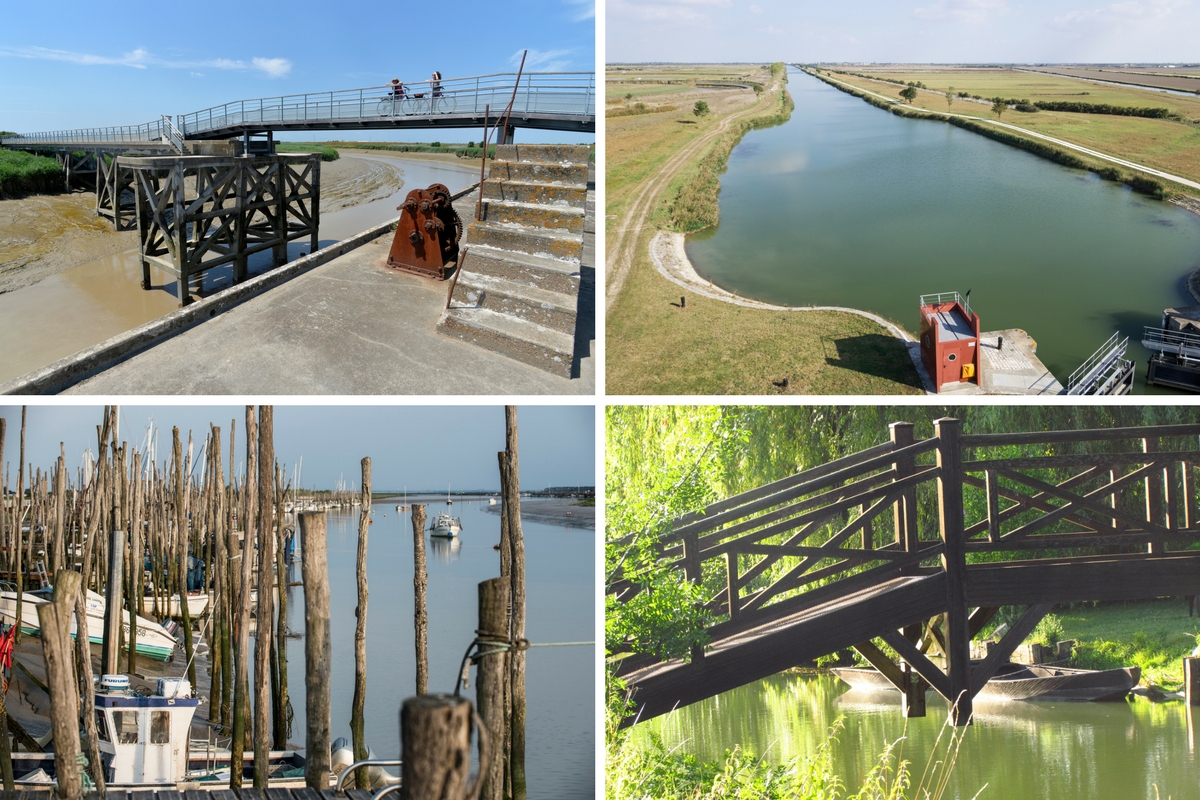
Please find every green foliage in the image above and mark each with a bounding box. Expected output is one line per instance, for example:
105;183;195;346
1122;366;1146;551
693;100;710;117
1014;103;1039;113
991;97;1007;117
1030;614;1065;647
322;141;494;158
899;86;918;103
753;83;765;94
275;142;340;161
1033;100;1174;118
0;148;64;198
430;141;441;148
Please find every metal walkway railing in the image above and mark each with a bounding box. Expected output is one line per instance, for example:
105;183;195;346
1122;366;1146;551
0;71;595;147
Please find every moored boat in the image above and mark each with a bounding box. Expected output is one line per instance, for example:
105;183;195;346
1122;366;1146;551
831;662;1140;702
0;585;178;662
430;511;462;537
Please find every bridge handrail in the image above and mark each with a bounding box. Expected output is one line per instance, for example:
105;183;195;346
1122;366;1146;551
0;71;596;147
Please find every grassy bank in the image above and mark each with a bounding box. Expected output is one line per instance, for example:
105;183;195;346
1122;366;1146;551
0;149;64;198
275;142;341;161
816;67;1200;194
1055;599;1200;688
308;141;495;158
671;63;795;231
606;63;923;395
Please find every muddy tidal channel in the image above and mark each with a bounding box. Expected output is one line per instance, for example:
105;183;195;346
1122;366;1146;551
0;151;477;384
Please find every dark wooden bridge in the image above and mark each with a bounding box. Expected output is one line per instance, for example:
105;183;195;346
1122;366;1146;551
609;419;1200;726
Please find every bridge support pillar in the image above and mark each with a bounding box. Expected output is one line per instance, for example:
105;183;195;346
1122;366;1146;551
901;624;926;718
935;418;972;726
123;153;320;306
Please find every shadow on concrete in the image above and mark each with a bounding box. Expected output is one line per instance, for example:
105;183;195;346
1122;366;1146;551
571;265;595;379
824;333;925;389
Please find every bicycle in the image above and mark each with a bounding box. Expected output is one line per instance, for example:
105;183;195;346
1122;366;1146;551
376;95;405;116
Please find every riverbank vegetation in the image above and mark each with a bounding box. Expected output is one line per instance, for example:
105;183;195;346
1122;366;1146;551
1057;600;1200;688
276;142;341;161
0;149;64;198
815;66;1200;191
307;140;497;159
606;63;921;394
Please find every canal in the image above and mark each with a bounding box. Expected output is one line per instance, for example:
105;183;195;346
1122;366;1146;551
685;68;1200;392
269;495;595;800
630;671;1195;799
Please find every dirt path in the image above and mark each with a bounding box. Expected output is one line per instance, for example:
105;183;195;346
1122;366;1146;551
605;83;782;313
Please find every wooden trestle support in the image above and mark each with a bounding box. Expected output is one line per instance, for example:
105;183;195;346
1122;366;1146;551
610;419;1200;727
122;154;320;305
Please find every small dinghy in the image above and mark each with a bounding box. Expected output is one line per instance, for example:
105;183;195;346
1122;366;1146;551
831;662;1140;702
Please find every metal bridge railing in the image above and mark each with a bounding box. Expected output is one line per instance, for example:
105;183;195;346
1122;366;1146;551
176;71;595;135
1067;332;1132;395
919;291;973;320
0;71;595;147
2;118;167;147
1143;325;1200;361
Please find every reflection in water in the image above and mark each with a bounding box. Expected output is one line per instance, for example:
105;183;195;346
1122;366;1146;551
0;154;477;383
429;535;462;562
632;672;1195;799
285;497;593;800
686;68;1200;390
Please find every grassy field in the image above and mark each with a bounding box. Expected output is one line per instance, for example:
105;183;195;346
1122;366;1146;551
823;67;1200;187
606;63;923;395
0;148;63;198
275;142;341;161
1055;599;1200;688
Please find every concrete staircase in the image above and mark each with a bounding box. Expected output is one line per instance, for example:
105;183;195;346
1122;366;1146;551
437;144;590;377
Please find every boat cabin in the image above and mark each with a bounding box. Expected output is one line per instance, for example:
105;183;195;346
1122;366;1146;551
94;675;199;785
919;292;981;392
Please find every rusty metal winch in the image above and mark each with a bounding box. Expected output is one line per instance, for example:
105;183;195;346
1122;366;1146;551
386;183;462;280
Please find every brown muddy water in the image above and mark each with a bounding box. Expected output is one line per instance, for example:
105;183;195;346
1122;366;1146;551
0;153;478;384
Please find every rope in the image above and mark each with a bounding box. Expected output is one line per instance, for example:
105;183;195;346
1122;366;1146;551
453;634;594;696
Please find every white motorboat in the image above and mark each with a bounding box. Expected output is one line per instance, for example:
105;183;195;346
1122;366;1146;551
142;592;209;618
430;511;462;538
0;585;178;661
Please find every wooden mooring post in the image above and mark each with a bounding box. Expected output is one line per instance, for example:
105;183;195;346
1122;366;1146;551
413;504;429;695
1186;657;1200;706
504;406;527;798
400;695;484;800
37;570;82;800
477;577;509;800
300;510;331;790
254;406;276;788
351;457;371;790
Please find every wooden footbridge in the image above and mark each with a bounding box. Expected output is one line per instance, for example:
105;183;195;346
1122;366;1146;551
609;419;1200;726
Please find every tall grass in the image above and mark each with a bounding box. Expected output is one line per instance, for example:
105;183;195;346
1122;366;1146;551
669;67;795;232
275;142;341;161
315;141;495;158
607;672;983;800
0;149;64;198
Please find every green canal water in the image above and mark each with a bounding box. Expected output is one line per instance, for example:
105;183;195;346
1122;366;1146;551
685;69;1200;392
630;672;1199;799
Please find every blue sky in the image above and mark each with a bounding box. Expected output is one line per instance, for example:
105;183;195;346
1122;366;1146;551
0;405;595;493
607;0;1200;63
1;0;594;144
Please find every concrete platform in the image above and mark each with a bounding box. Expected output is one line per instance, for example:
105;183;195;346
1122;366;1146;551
59;188;594;396
933;329;1063;396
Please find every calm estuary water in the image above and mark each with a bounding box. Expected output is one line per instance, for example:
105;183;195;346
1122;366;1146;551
631;672;1198;799
685;68;1200;392
266;496;595;799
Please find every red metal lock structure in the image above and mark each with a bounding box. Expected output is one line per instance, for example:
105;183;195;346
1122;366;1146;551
386;183;462;280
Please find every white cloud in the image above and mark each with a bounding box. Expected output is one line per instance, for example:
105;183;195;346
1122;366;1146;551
252;57;292;78
190;71;204;78
1052;0;1186;27
0;45;292;78
759;24;786;34
749;3;763;10
913;0;1009;24
562;0;595;21
511;48;575;72
609;0;732;26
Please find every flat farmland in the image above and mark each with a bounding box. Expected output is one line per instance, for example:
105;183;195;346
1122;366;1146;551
825;68;1200;186
1027;66;1200;94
